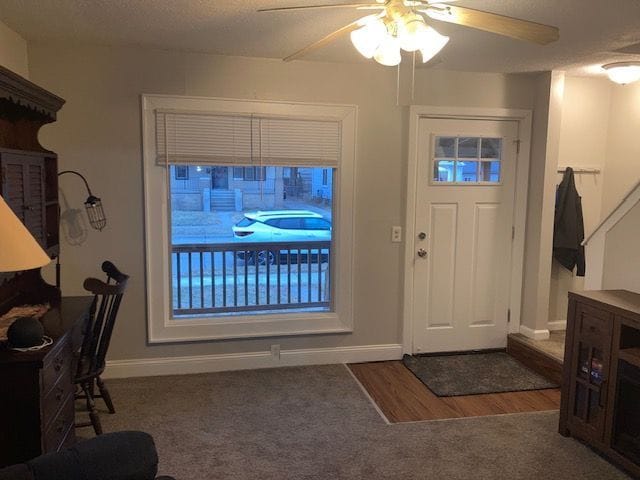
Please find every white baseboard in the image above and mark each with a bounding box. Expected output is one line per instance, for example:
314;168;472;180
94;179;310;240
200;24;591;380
548;320;567;331
519;325;550;340
104;343;403;379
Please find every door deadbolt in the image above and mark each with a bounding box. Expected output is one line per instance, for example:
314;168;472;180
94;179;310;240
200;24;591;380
418;232;426;240
417;248;428;258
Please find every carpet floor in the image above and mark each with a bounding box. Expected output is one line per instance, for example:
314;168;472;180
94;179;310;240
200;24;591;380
86;365;630;479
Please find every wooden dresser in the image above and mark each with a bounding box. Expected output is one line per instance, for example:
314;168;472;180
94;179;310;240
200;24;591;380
559;290;640;478
0;296;93;467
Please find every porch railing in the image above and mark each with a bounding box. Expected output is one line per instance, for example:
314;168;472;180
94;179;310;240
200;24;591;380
171;240;331;316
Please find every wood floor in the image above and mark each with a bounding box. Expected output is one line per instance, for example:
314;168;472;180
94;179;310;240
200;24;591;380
348;360;561;423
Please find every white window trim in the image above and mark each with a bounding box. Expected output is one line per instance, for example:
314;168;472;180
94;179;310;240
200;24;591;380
142;94;357;343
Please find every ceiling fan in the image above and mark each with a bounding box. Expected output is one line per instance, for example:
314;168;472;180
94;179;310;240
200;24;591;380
258;0;560;66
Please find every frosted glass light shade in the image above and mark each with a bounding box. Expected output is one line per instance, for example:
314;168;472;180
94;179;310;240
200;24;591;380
603;62;640;85
419;27;450;63
398;15;428;52
374;34;401;66
350;18;387;59
0;195;51;272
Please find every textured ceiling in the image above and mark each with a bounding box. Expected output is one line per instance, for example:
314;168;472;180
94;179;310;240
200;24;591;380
1;0;640;75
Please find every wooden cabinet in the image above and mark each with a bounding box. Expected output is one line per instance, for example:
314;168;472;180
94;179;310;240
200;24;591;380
560;290;640;478
0;151;59;254
0;297;93;467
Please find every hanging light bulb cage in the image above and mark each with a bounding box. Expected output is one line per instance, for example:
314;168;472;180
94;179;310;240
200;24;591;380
84;195;107;231
59;170;107;232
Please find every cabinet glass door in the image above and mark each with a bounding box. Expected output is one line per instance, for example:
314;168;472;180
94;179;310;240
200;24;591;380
569;305;613;441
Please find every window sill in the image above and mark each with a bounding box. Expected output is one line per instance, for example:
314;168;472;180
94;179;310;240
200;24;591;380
148;311;352;343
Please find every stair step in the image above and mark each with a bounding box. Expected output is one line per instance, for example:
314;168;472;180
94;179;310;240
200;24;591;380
507;333;564;385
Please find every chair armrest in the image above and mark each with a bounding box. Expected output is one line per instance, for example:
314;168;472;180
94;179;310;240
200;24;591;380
28;431;160;480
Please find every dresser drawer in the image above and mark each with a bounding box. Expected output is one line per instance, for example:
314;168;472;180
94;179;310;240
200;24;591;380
42;370;74;431
42;339;72;397
42;394;74;453
577;304;613;339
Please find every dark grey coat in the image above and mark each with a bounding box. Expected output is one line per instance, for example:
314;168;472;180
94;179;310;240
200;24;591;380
553;167;586;276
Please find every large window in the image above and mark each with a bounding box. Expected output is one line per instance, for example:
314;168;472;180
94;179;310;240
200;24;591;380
142;96;356;343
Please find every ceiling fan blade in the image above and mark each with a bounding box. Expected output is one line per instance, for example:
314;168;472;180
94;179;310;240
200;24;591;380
284;19;364;62
258;3;380;12
422;5;559;45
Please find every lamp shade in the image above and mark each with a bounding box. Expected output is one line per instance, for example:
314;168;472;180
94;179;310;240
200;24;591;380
350;17;387;59
419;27;450;63
374;34;401;67
0;195;51;272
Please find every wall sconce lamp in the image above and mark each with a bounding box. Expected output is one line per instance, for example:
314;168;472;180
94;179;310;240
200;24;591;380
602;62;640;85
58;170;107;231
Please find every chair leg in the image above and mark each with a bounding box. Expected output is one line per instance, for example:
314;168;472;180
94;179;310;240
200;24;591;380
82;382;103;435
97;376;116;414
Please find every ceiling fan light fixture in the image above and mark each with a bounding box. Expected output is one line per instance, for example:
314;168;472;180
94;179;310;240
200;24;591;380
373;34;401;66
350;16;387;59
397;14;427;52
603;62;640;85
418;27;450;63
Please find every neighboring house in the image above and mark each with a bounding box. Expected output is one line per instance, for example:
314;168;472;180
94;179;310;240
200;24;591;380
170;165;324;211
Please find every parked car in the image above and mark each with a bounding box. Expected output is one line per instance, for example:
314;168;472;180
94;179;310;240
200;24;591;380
232;210;331;264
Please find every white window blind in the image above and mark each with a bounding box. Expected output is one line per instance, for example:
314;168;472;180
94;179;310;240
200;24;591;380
155;110;340;167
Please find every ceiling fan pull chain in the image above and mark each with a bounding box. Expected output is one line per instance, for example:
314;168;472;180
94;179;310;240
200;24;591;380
411;50;416;102
396;62;400;107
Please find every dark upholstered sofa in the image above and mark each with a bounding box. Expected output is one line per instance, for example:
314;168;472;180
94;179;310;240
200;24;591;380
0;431;175;480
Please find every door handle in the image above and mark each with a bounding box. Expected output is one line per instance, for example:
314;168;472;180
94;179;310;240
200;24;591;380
417;248;428;258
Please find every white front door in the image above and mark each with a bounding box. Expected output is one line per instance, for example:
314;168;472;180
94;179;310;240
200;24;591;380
412;117;519;353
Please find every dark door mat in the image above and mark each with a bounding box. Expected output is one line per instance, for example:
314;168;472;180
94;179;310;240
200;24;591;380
402;352;559;397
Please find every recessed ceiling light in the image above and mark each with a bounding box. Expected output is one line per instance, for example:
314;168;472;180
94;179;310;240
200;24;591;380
602;62;640;85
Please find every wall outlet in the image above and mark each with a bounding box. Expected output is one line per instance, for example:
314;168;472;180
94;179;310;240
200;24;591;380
391;226;402;243
271;344;280;359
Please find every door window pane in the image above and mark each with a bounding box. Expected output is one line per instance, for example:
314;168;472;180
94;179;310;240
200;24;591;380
458;137;479;158
456;162;478;182
480;161;501;182
433;160;455;182
481;138;502;158
435;137;456;157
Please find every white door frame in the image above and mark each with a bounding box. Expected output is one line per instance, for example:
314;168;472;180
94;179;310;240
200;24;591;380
402;106;533;354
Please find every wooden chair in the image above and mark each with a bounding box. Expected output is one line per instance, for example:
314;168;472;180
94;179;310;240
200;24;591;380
75;261;129;435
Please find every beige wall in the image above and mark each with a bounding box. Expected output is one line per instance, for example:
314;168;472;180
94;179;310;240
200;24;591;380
602;201;640;293
28;43;537;361
602;82;640;215
0;20;28;78
549;77;611;324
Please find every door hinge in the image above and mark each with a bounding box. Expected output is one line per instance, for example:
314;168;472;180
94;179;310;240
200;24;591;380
511;225;515;240
514;139;521;154
507;309;511;323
